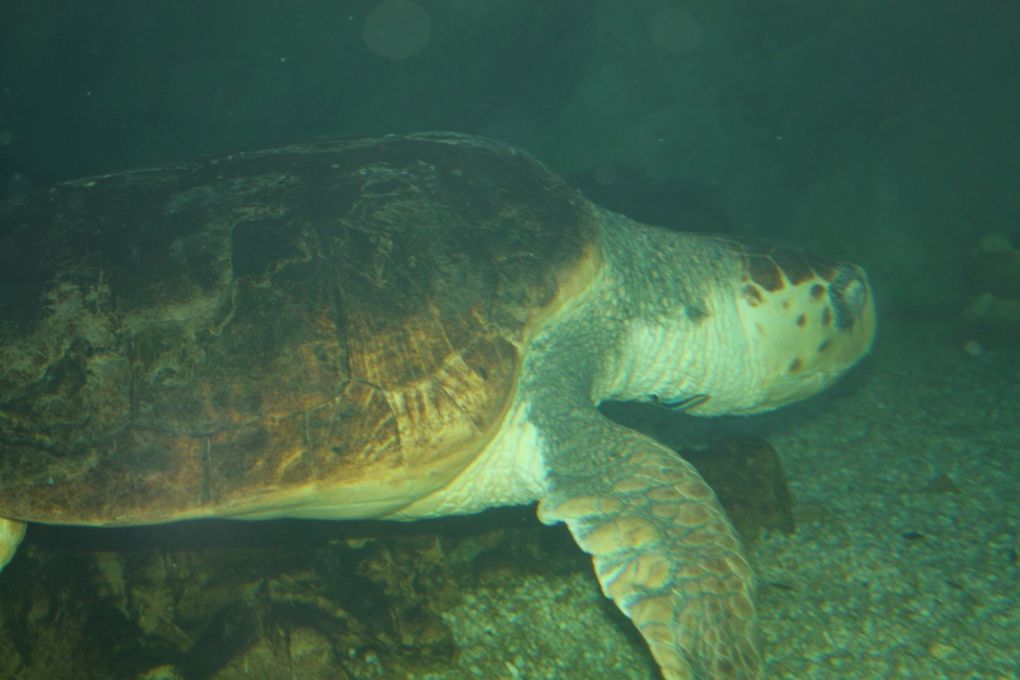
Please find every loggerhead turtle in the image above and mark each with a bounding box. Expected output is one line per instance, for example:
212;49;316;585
0;133;874;679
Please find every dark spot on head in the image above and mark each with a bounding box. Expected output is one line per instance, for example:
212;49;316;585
770;247;815;285
821;307;832;326
742;284;764;307
788;358;803;373
807;255;839;282
810;283;825;301
817;339;831;352
796;313;806;327
748;256;784;292
685;301;709;323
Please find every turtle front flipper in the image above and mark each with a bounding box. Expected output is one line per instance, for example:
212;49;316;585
538;430;761;680
0;517;26;572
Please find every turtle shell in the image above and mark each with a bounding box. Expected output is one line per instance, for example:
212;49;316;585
0;133;601;524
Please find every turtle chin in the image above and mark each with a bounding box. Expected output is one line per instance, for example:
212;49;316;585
750;322;876;413
747;368;855;414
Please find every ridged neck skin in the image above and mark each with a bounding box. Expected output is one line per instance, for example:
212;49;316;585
582;209;761;415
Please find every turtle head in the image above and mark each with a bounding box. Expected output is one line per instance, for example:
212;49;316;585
729;241;876;413
597;228;874;417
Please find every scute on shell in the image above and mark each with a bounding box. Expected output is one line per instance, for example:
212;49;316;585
0;134;601;524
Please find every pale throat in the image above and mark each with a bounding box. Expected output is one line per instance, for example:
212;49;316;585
597;309;760;416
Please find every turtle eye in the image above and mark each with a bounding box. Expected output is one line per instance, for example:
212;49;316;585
829;266;869;331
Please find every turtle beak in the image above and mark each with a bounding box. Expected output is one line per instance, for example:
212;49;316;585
824;263;877;365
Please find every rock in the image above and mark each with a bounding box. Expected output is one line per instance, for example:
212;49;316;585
685;435;796;543
962;233;1020;344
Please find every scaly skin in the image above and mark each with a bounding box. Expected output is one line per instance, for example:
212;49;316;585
539;436;760;679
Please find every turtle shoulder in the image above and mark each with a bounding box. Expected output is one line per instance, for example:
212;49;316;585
0;133;603;524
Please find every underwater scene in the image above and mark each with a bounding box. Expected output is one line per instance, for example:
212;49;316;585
0;2;1017;679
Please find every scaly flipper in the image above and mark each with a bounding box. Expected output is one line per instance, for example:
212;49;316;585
540;432;761;680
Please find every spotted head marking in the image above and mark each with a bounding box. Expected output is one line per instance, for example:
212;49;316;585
729;237;876;412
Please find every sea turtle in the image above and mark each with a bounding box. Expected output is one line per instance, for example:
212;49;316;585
0;133;875;679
